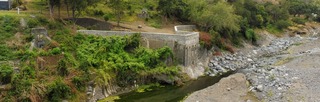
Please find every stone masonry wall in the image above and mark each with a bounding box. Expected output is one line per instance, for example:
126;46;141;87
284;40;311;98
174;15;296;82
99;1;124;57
77;30;200;67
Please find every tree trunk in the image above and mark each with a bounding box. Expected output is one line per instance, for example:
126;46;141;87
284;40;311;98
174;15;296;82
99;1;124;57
66;2;69;17
58;5;61;18
72;9;76;22
117;12;120;27
117;19;120;27
49;0;54;18
49;5;54;18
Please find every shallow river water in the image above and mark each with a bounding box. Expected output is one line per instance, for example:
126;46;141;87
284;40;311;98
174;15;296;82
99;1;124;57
113;72;233;102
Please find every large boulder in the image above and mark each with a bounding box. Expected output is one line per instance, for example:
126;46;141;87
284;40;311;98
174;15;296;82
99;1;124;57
184;73;248;102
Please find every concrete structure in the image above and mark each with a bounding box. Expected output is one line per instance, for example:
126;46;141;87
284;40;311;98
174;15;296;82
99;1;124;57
0;0;11;10
175;25;197;34
31;27;48;48
77;30;200;67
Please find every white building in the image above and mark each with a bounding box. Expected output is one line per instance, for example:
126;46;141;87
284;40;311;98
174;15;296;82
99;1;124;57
0;0;12;10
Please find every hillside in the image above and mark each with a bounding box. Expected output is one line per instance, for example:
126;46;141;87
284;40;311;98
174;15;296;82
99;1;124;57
1;0;320;102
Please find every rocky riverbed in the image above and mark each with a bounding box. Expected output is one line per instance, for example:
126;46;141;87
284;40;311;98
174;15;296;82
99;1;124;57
185;23;320;102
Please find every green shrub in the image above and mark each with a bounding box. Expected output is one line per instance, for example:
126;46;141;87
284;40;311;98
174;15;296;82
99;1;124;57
231;36;243;47
17;50;37;61
148;19;162;28
93;9;105;16
0;64;13;84
245;29;258;43
125;33;141;50
103;14;111;21
53;30;77;52
292;17;307;24
39;50;49;56
0;16;18;42
37;16;49;25
0;45;14;61
21;66;36;78
72;76;87;91
135;48;160;68
275;20;292;30
57;59;68;76
255;14;264;27
266;24;280;34
11;74;33;95
11;0;22;8
4;25;13;32
48;21;63;29
63;52;79;67
157;46;173;60
2;15;18;26
76;34;178;85
50;47;61;55
25;34;34;42
47;79;71;102
27;19;40;28
210;30;224;49
10;67;36;96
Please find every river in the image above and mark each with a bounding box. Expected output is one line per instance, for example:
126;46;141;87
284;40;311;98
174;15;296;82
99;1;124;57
108;72;233;102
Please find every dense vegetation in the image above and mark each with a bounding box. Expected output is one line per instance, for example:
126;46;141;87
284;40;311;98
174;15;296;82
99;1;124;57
1;0;320;101
42;0;319;50
0;14;178;101
150;0;320;49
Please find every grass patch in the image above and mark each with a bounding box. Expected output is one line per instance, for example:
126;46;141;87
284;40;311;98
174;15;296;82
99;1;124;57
98;96;120;102
267;90;274;97
0;11;30;17
269;74;276;81
266;24;283;37
292;42;303;46
147;17;162;28
274;57;295;66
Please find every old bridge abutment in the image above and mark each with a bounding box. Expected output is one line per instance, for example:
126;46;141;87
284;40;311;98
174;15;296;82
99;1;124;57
77;25;200;67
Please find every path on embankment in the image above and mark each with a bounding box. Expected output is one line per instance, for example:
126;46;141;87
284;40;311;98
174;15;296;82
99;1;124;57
109;21;176;34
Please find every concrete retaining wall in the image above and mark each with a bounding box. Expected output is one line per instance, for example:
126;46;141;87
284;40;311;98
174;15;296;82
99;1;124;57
175;25;196;34
77;30;200;67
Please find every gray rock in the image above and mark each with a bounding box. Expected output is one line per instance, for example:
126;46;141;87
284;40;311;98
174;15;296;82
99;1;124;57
227;88;231;91
256;85;264;92
226;56;231;60
208;63;213;67
209;73;216;77
213;62;218;66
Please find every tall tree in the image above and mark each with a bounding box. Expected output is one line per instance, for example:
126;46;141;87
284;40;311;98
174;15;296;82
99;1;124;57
157;0;190;21
48;0;55;18
187;0;240;37
55;0;61;18
64;0;70;17
47;0;61;18
69;0;100;22
107;0;126;26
